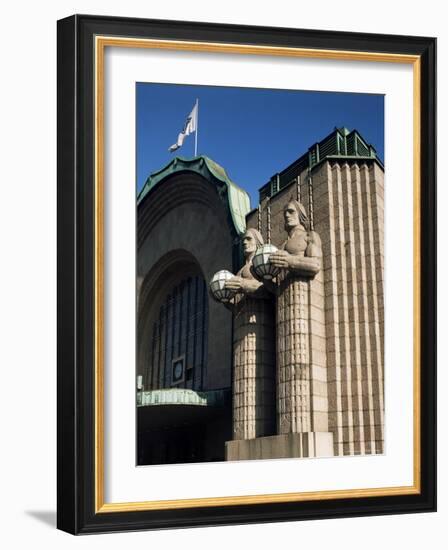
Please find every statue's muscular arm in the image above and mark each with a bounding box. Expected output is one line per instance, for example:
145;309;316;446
269;231;322;276
225;275;270;298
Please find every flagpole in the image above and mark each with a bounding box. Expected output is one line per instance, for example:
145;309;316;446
195;98;198;157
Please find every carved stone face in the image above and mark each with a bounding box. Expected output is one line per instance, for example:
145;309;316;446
284;202;300;230
242;231;257;256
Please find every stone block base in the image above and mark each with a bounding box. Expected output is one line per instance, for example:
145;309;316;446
225;432;334;461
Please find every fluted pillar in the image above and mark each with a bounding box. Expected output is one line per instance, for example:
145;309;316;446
277;274;311;434
233;296;276;440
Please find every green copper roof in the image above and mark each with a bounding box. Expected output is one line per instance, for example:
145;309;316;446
259;127;383;201
138;156;251;235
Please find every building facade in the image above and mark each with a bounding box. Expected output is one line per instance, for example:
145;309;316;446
137;127;384;464
136;157;249;464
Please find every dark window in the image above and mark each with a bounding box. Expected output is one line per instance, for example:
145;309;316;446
148;275;208;391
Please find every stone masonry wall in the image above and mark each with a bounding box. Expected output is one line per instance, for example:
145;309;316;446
313;160;384;455
246;159;384;456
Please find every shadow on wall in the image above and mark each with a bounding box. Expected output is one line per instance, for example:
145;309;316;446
25;510;56;528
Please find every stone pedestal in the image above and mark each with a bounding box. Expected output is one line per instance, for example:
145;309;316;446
226;432;334;461
232;296;276;440
274;269;333;455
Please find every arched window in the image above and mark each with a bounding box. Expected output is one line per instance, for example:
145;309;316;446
146;275;208;391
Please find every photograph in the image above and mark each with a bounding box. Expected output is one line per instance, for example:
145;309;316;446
136;83;385;466
55;14;436;533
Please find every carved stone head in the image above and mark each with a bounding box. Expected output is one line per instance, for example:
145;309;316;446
283;199;308;231
242;228;264;258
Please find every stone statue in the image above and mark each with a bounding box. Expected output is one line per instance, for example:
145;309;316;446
269;199;325;436
224;228;267;297
223;228;276;442
269;199;322;277
212;203;333;459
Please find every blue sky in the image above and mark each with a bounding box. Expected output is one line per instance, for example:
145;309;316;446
136;83;384;207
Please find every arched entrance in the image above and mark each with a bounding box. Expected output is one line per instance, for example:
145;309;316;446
138;250;208;391
137;250;230;465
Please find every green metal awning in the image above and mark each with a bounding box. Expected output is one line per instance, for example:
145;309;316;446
137;388;231;430
137;388;228;408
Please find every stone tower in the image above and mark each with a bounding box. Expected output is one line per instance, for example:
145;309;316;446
244;127;385;457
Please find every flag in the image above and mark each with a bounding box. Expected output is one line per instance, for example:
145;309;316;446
168;101;198;152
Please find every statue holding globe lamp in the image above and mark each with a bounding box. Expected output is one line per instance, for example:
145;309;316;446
210;228;276;443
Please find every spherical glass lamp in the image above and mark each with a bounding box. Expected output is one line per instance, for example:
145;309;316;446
251;243;280;281
209;270;236;302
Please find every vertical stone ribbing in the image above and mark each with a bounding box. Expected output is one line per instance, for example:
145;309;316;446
308;270;328;433
308;177;315;231
277;274;311;434
314;162;344;456
370;164;385;365
360;164;385;452
233;297;276;440
333;164;355;455
301;173;311;222
312;160;384;457
341;164;366;455
351;164;376;454
267;199;271;243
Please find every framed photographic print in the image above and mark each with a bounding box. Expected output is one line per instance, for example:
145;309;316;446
57;14;436;534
